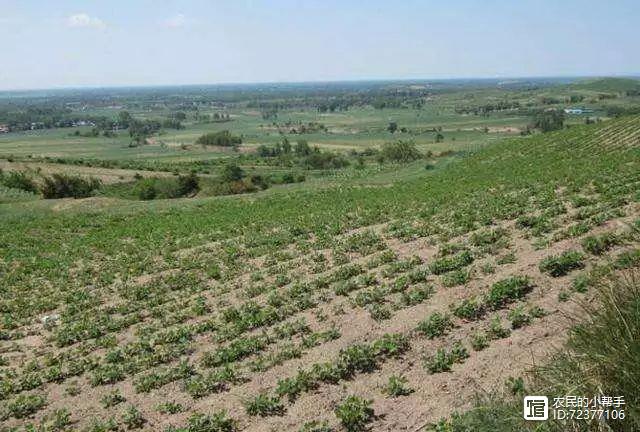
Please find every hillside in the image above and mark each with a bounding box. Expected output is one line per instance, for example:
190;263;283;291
570;77;640;93
1;116;640;431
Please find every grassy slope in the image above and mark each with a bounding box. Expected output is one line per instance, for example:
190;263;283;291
2;117;640;316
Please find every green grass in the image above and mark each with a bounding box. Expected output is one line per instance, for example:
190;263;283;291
433;269;640;432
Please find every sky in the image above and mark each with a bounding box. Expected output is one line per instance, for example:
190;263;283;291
1;0;639;90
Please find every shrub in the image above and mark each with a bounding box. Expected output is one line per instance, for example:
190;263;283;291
40;173;101;198
177;172;200;196
335;396;374;432
380;140;422;163
0;170;38;193
485;276;532;310
196;130;242;147
220;163;244;182
416;312;453;339
539;250;585;276
135;178;157;200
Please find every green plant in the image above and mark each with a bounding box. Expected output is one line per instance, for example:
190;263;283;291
582;232;621;255
429;251;473;275
101;389;126;408
508;306;531;329
156;401;184;414
539;250;585;277
184;411;238;432
4;393;47;419
244;393;284;417
485;276;532;310
299;420;334;432
452;297;485;320
383;374;414;397
416;312;453;339
40;173;101;199
122;405;145;429
441;269;471;287
486;315;511;339
424;342;469;374
470;332;489;351
335;395;374;432
558;290;570;302
505;376;525;396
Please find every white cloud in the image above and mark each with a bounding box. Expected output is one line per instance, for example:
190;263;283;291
162;13;187;28
66;13;106;30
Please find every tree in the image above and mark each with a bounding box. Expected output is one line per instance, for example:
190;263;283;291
532;110;565;132
220;163;244;182
380;140;422;163
294;140;311;156
117;111;133;129
196;130;242;148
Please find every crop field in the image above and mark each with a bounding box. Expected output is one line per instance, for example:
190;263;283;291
1;79;640;432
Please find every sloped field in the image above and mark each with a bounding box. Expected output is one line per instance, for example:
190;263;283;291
1;117;640;431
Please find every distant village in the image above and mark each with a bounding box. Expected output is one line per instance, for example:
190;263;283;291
0;119;96;134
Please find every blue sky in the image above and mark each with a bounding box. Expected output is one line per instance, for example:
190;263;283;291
1;0;638;90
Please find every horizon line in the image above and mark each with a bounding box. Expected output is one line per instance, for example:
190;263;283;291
1;73;639;94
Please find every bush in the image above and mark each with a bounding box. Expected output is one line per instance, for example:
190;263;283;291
539;250;585;276
220;163;244;182
135;178;157;200
0;170;38;193
40;173;101;198
196;130;242;147
380;140;422;162
335;396;374;432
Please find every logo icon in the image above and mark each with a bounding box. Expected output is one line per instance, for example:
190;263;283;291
524;396;548;420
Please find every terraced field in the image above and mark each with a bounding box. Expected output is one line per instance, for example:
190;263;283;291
1;116;640;431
